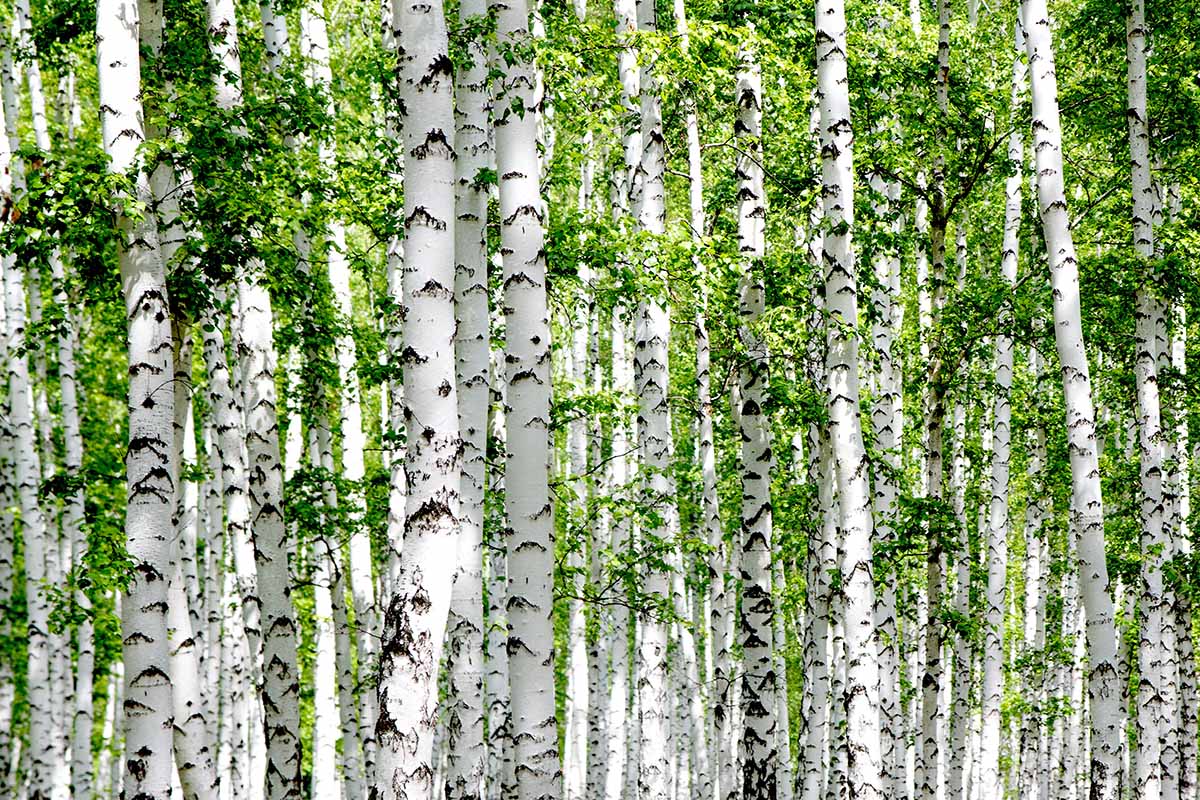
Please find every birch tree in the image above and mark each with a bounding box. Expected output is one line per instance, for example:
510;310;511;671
94;1;177;795
374;0;463;794
1024;0;1124;793
815;0;885;794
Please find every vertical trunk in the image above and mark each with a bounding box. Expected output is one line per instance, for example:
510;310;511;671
979;22;1023;791
485;362;516;800
96;2;175;795
1023;0;1124;794
631;0;672;791
309;426;341;800
867;166;903;800
947;398;971;800
0;247;13;797
773;555;794;800
13;2;97;790
445;0;491;794
565;305;590;800
492;0;561;791
212;6;306;796
168;335;220;800
607;2;639;791
815;0;885;795
604;310;633;800
734;46;777;800
1127;4;1168;796
800;423;835;800
375;0;462;795
1170;304;1197;800
585;293;609;800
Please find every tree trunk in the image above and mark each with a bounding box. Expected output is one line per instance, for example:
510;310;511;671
97;2;176;794
375;0;463;794
445;0;491;794
491;0;561;792
815;0;885;794
979;24;1023;789
734;45;777;800
1023;0;1124;793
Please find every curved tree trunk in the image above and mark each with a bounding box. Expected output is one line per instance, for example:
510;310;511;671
1023;0;1124;794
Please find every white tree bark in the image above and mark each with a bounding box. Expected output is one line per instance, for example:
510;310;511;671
604;309;633;800
208;5;305;796
800;422;835;800
867;166;904;800
1023;0;1124;794
630;0;672;793
1126;4;1169;796
168;339;219;800
375;0;462;795
734;45;777;800
10;4;96;791
815;0;885;795
491;0;560;793
979;22;1024;792
96;2;175;795
444;0;491;794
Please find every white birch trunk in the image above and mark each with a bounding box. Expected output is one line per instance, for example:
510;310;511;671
604;310;633;800
445;0;491;793
734;46;777;800
96;3;175;795
1126;5;1169;796
816;0;885;794
979;23;1024;791
298;11;379;773
375;0;462;794
491;0;560;792
1023;0;1124;794
208;5;305;795
800;423;835;800
868;166;904;800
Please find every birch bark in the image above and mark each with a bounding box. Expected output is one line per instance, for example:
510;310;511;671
1023;0;1124;793
979;24;1024;791
97;2;176;795
815;0;885;794
444;0;491;793
374;0;463;793
734;45;777;800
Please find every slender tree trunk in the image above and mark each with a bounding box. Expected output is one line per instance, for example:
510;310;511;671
604;309;634;800
96;2;175;795
1023;0;1124;794
375;0;462;794
734;45;777;800
867;165;904;800
297;10;379;776
208;6;306;796
800;422;834;800
444;0;491;794
630;0;673;793
979;23;1024;790
815;0;885;795
1126;5;1169;797
491;0;562;793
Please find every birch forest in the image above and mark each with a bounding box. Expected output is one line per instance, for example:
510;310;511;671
0;0;1197;796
